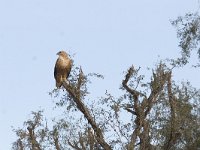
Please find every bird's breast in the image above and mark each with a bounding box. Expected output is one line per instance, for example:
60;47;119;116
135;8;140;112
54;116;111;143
57;57;71;69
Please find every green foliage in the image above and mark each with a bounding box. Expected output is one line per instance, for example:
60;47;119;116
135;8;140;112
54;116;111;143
171;13;200;66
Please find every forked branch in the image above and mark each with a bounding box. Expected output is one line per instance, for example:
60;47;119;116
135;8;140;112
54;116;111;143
123;65;170;149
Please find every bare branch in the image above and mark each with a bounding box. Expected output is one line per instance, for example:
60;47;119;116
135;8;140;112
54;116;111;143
62;69;111;150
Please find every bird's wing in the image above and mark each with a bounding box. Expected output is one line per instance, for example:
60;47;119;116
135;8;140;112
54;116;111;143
66;61;72;78
54;59;59;80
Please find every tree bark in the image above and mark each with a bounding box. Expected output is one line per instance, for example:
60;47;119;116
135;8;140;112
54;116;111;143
123;66;169;150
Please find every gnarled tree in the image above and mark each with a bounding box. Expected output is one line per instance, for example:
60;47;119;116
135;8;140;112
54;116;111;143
12;11;200;150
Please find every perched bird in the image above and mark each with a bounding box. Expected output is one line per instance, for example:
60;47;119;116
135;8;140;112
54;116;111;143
54;51;72;88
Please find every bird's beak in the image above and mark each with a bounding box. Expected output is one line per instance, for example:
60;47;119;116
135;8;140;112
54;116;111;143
56;52;60;55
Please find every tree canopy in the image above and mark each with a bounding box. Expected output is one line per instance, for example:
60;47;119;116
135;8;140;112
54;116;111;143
12;12;200;150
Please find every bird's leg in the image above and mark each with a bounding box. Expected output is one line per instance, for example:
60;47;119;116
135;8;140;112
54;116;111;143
65;79;69;84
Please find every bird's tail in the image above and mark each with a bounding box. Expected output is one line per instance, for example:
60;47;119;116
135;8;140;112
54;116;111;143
56;82;62;88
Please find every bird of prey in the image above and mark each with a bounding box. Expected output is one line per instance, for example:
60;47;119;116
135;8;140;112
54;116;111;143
54;51;72;88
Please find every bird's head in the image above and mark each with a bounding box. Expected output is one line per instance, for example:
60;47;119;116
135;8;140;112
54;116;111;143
57;51;68;57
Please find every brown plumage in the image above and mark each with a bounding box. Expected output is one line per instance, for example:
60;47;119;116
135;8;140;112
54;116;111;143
54;51;72;88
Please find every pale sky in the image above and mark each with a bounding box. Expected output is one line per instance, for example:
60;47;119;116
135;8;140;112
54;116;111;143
0;0;199;149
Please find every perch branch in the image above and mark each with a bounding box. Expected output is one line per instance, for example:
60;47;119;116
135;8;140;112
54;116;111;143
62;80;111;150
